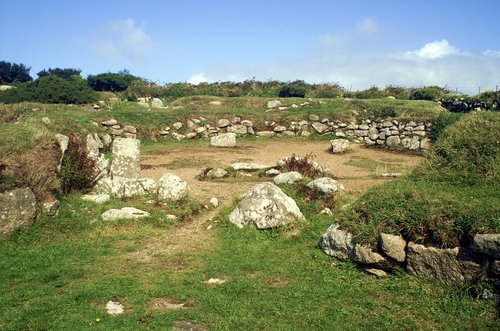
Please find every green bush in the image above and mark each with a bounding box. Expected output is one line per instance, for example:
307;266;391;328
278;81;307;98
0;61;32;83
410;85;450;100
59;135;98;194
37;68;81;80
87;71;141;92
427;112;463;142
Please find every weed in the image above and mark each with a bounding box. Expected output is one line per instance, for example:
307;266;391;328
278;153;329;178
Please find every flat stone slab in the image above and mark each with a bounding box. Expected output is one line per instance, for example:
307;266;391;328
231;162;272;170
101;207;150;221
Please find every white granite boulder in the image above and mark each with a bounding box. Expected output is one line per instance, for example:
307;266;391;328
158;173;188;201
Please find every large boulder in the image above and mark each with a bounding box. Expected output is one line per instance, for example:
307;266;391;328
306;177;344;196
470;234;500;259
330;139;350;153
101;207;150;221
311;122;329;134
211;133;236;147
151;98;164;108
406;242;486;285
228;182;303;229
0;188;37;237
158;173;188;201
319;223;355;260
110;138;141;179
205;168;228;179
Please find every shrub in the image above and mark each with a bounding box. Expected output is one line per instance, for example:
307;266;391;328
278;154;328;178
37;68;81;80
0;61;32;83
59;134;98;194
427;112;463;141
87;71;141;92
352;86;386;99
410;85;450;100
278;81;307;98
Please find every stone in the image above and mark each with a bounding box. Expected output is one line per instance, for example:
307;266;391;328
247;127;255;135
406;242;486;285
185;132;197;139
306;177;344;196
101;207;150;221
123;132;137;139
102;118;118;126
282;131;295;136
380;173;403;178
368;128;379;141
0;188;37;237
231;163;271;170
386;96;396;100
158;173;188;201
102;134;112;147
227;124;247;135
159;130;170;136
206;278;225;285
365;268;388;277
172;132;185;141
41;117;51;125
172;321;207;331
386;136;401;146
54;133;69;172
311;122;329;134
353;244;387;265
229;183;303;229
354;130;369;137
151;98;164;108
256;131;276;137
491;260;500;277
123;125;137;134
43;199;60;216
471;234;500;259
82;194;110;204
206;168;228;179
209;197;219;209
106;301;124;315
266;169;281;176
94;177;157;198
330;139;350;153
210;133;236;147
232;116;241;124
241;120;253;127
379;233;406;262
186;120;195;129
112;129;124;136
273;171;303;185
308;114;320;121
86;133;103;158
300;130;311;137
110;138;141;179
217;118;231;128
273;125;287;133
209;100;222;106
319;223;355;260
173;122;183;130
166;214;178;221
267;100;281;108
320;207;332;215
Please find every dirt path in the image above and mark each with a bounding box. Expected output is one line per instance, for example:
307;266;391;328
141;140;422;205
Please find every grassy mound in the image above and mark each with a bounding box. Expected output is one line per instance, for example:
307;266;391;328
340;112;500;247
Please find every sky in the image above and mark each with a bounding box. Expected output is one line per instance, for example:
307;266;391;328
1;0;499;94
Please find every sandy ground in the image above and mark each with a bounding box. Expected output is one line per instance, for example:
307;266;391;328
141;140;422;205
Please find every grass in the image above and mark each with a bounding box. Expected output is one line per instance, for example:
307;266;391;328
0;191;497;330
345;157;410;175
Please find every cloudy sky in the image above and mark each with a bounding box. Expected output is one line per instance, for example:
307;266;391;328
1;0;499;94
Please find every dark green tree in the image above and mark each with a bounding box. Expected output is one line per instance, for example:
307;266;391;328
37;68;82;80
87;71;141;92
0;61;33;83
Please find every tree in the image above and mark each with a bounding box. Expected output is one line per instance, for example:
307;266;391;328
37;68;82;80
87;71;141;92
0;61;32;83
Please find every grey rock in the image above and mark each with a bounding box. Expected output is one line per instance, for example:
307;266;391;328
282;130;295;136
123;125;137;134
365;268;388;277
308;114;320;121
273;171;303;185
256;131;276;137
306;177;344;196
112;129;124;136
186;120;195;129
0;188;37;237
158;173;188;201
217;119;231;128
82;194;110;204
209;197;219;209
172;132;185;141
319;223;355;260
210;133;236;147
94;177;157;198
102;118;118;126
43;199;60;216
106;301;124;315
185;132;197;139
266;169;281;176
110;138;141;179
241;120;253;127
54;133;69;172
86;133;103;158
273;125;287;132
42;117;51;125
229;182;303;229
491;260;500;277
300;130;311;137
354;130;369;137
102;134;113;147
353;244;387;265
231;162;271;170
311;122;329;133
406;242;486;285
227;124;247;135
386;136;401;146
173;122;183;130
379;233;406;262
471;234;500;259
330;139;350;153
267;100;281;108
206;168;228;179
151;98;164;108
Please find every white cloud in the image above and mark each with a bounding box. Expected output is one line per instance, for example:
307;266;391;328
356;18;379;35
92;19;157;62
187;72;209;85
484;50;500;58
406;39;461;59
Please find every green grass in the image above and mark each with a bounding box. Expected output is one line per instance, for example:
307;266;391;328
345;157;410;175
0;192;497;330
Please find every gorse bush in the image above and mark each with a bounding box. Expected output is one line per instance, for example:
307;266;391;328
278;154;328;178
427;112;463;142
410;85;451;101
59;134;98;194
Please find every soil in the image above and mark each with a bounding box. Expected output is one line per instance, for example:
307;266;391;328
141;140;422;205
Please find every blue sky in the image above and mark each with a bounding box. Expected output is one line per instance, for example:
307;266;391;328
1;0;499;94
